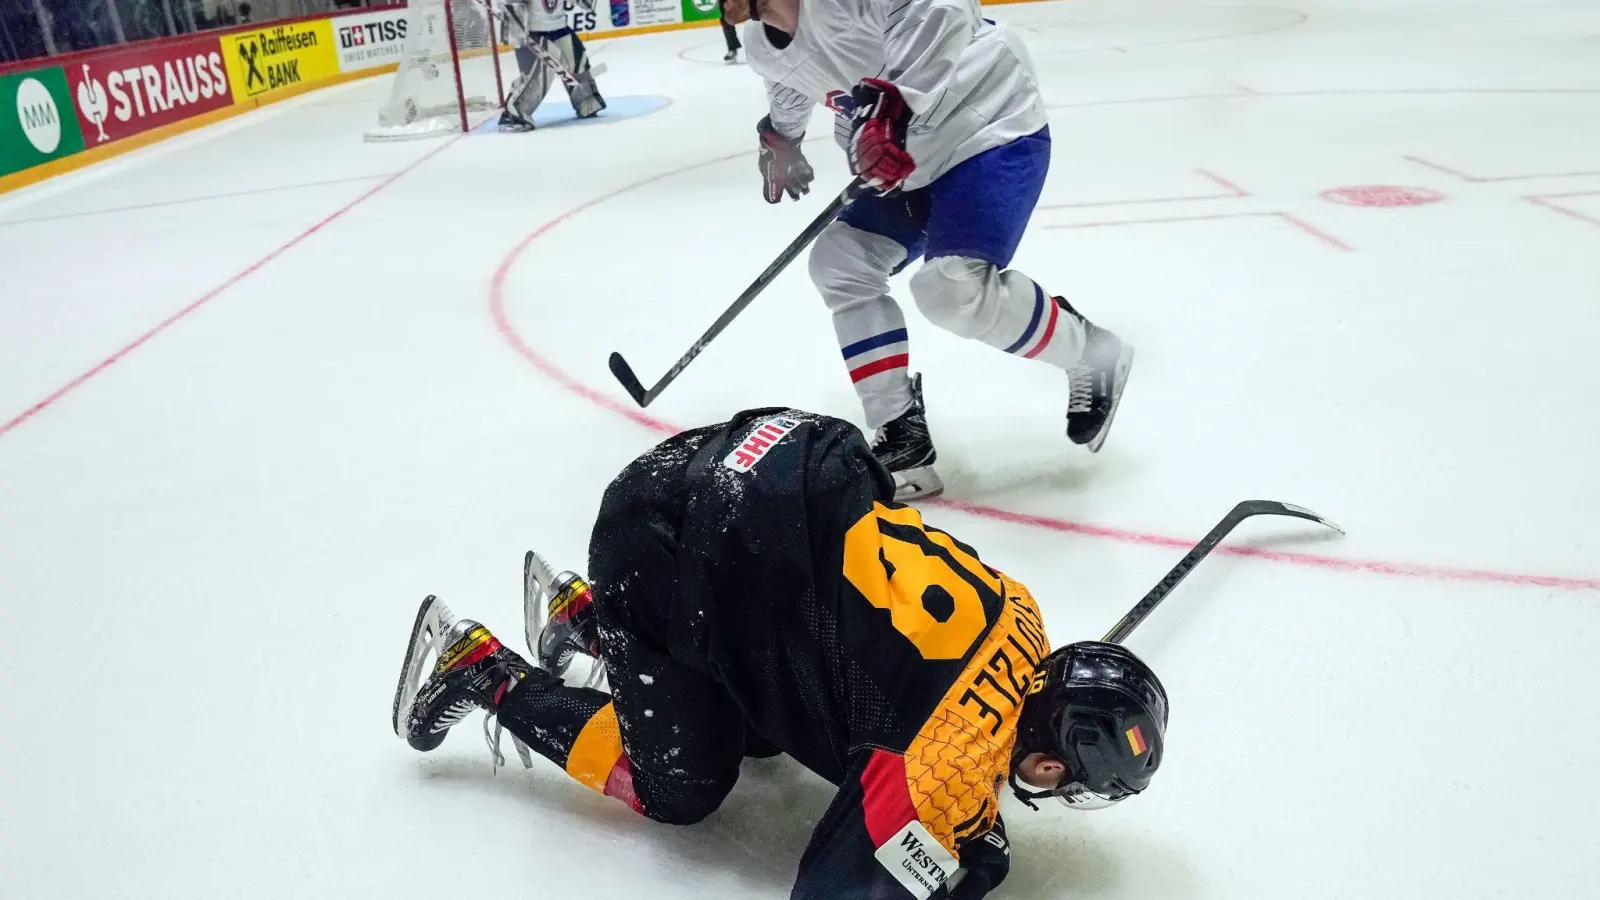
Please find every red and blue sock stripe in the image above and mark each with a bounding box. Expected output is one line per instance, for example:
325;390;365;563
1003;284;1061;360
842;328;910;383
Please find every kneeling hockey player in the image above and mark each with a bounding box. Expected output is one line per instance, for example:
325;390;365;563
394;409;1169;899
497;0;605;131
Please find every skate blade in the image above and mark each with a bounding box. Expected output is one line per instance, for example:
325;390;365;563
892;465;945;501
523;550;559;660
524;549;608;691
391;595;455;738
1083;343;1135;454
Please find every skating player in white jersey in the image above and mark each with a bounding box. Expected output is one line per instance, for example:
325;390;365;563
726;0;1135;500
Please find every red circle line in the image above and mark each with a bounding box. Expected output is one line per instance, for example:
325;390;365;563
488;154;1600;594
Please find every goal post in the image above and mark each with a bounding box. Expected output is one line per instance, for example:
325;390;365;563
365;0;509;141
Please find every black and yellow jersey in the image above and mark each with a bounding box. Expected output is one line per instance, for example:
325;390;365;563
630;408;1051;897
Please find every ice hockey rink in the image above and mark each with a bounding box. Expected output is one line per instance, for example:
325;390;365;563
2;0;1598;896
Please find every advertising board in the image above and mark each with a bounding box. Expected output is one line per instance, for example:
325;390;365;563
64;36;232;147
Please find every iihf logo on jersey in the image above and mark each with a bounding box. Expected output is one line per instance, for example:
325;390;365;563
723;416;801;473
824;90;857;116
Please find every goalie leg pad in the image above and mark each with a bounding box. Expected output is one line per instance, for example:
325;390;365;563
540;31;605;117
506;45;555;121
569;72;605;119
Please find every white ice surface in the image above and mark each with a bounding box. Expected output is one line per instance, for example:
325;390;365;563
2;1;1598;897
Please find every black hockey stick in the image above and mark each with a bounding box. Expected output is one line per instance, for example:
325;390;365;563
501;5;607;89
609;178;869;407
1102;500;1343;644
523;33;607;89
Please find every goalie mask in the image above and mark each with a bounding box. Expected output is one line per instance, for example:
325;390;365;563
1011;641;1168;811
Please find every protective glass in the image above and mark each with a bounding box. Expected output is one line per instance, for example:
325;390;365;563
1052;780;1131;811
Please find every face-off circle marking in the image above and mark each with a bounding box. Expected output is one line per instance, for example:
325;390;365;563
1321;185;1446;207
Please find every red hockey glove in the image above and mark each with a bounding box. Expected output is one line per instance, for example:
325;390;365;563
848;78;915;190
757;116;814;204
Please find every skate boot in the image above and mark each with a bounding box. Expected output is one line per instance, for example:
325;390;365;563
724;49;739;64
871;373;944;500
498;110;535;132
524;551;605;689
392;596;548;754
1059;297;1135;453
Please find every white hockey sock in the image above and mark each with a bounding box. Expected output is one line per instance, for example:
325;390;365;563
909;256;1087;371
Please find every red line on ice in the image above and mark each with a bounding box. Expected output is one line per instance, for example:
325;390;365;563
933;499;1600;591
1043;210;1354;250
1194;168;1250;197
1036;169;1250;212
1403;155;1600;184
0;174;392;228
0;139;461;439
1277;212;1355;250
1526;192;1600;229
487;156;1597;592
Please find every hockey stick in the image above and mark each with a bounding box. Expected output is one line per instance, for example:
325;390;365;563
1102;500;1343;644
609;178;869;407
501;5;605;92
527;38;606;89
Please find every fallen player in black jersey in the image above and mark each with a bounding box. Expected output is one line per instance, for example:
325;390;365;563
393;408;1169;900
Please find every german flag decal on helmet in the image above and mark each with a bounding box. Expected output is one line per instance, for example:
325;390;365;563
1125;724;1148;757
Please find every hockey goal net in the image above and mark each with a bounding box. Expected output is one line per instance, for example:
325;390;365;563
365;0;508;141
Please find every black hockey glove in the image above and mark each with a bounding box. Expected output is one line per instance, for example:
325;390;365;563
757;115;814;203
949;817;1011;900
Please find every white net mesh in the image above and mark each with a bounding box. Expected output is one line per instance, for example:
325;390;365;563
366;0;506;141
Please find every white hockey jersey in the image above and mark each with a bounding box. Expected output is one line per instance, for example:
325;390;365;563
506;0;593;36
743;0;1049;191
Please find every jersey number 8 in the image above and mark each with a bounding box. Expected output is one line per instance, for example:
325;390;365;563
842;503;1003;660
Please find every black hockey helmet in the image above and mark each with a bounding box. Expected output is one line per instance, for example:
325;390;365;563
1011;641;1169;811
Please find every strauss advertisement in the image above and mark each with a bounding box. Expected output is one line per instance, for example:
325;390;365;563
65;37;233;146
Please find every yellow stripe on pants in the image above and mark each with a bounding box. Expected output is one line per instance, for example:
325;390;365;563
565;702;625;793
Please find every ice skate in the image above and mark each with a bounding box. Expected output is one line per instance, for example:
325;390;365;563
498;109;535;132
1059;297;1134;453
724;49;739;63
392;595;548;754
871;373;944;500
524;550;606;689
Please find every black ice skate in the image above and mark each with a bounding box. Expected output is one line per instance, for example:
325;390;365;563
1059;297;1135;453
392;596;548;755
498;110;535;133
724;49;739;64
872;373;944;500
523;550;605;689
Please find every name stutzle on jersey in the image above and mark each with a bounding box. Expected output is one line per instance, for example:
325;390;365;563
742;0;1048;190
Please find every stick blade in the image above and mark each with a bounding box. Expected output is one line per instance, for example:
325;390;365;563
1242;500;1344;535
608;352;650;407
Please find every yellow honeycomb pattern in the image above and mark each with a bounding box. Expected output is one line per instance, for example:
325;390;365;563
903;577;1049;853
